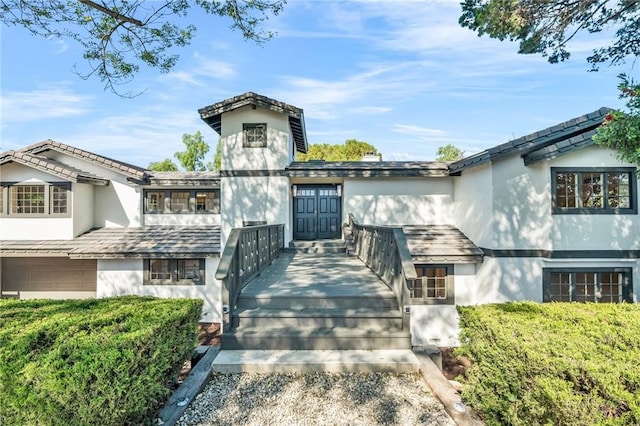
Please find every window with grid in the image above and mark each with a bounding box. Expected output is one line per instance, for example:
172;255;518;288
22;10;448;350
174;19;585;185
243;123;267;148
10;185;45;214
170;191;190;212
552;168;636;214
50;185;68;214
543;269;631;303
411;265;454;304
144;190;219;214
144;259;204;285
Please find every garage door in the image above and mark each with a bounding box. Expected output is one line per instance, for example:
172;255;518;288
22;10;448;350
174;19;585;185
1;257;97;299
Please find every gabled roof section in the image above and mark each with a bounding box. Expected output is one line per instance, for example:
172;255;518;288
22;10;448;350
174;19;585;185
287;161;450;177
0;150;110;185
146;171;221;187
522;129;598;165
198;92;308;154
20;139;149;181
449;107;611;174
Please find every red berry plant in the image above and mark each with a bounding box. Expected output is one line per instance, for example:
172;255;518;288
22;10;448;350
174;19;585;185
594;73;640;167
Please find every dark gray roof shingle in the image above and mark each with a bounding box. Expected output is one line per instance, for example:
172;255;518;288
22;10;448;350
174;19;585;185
147;172;221;187
449;107;611;174
522;129;599;165
198;92;308;154
401;225;484;263
20;140;149;180
287;161;450;177
0;150;110;185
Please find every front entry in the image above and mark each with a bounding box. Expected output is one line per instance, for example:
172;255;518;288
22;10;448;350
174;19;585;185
293;185;342;240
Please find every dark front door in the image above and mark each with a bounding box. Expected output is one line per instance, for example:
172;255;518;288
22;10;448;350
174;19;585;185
293;185;342;240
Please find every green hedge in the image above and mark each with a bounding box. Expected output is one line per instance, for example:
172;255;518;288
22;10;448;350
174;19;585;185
0;296;202;426
457;302;640;426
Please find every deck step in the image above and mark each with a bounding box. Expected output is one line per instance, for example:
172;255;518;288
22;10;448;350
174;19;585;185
211;349;420;373
288;240;347;254
233;307;403;328
222;327;412;350
237;294;398;310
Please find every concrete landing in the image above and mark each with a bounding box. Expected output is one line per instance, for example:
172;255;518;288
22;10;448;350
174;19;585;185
211;349;420;373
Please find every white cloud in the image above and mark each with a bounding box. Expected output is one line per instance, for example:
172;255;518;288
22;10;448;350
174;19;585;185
162;53;236;86
349;106;392;114
1;83;91;124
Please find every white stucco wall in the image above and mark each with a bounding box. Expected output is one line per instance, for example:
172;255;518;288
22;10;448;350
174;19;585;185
410;263;476;347
343;178;454;225
452;162;494;248
96;257;222;323
144;214;222;226
221;176;290;246
72;183;94;236
220;107;293;171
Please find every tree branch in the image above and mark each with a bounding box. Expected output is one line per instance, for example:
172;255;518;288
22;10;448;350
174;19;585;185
78;0;144;26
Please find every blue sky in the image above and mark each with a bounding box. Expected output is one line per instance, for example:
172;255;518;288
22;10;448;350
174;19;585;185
1;0;633;166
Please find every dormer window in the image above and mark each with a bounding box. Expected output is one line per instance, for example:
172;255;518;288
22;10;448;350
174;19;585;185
243;123;267;148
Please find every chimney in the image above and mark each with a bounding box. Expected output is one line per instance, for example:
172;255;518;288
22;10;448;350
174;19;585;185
361;152;381;162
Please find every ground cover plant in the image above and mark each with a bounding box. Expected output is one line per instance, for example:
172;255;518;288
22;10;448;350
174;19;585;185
456;302;640;426
0;296;202;426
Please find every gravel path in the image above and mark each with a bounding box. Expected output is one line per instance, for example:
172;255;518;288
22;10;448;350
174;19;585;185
177;372;455;426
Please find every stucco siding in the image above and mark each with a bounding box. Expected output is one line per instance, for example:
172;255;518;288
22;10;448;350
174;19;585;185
96;257;222;323
452;163;494;248
93;181;141;228
221;176;290;246
343;178;454;226
73;183;94;236
220;107;292;171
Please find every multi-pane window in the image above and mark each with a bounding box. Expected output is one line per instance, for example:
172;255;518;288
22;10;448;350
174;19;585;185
170;191;190;213
1;183;70;216
411;265;454;304
145;259;204;285
144;190;220;214
543;269;631;303
553;168;636;213
243;123;267;148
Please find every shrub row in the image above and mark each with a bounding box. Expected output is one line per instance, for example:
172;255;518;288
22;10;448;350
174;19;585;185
0;296;203;426
457;302;640;426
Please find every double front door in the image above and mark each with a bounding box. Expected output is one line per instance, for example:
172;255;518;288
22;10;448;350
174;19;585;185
293;185;342;240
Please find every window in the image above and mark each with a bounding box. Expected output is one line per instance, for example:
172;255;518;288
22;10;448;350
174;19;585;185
552;168;636;214
243;123;267;148
1;182;70;217
410;265;454;305
143;189;220;214
144;259;204;285
543;268;632;303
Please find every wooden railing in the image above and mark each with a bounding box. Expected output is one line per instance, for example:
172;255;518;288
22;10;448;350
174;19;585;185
348;213;416;331
215;223;285;331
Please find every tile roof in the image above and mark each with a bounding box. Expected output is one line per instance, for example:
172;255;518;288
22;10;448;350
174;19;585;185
400;225;484;263
20;140;149;181
287;161;450;177
522;129;598;165
0;226;221;258
449;107;611;174
198;92;308;154
146;171;221;187
0;150;110;185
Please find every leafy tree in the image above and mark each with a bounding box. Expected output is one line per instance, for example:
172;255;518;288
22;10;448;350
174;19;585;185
594;75;640;166
297;139;381;161
435;144;465;161
213;139;222;171
148;158;179;171
459;0;640;68
1;0;285;95
174;131;211;171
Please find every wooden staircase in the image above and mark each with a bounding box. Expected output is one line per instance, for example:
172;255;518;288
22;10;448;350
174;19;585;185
221;251;411;350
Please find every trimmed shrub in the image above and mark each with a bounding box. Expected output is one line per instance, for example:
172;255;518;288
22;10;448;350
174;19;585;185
0;296;202;425
457;302;640;426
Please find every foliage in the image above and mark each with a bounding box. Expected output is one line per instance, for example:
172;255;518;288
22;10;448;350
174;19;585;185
435;144;465;161
459;0;640;68
174;131;212;171
297;139;381;161
213;138;222;171
148;158;179;171
0;296;202;426
594;74;640;167
457;302;640;425
0;0;285;96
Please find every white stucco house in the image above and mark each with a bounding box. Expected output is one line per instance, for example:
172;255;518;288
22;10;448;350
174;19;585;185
1;92;638;347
